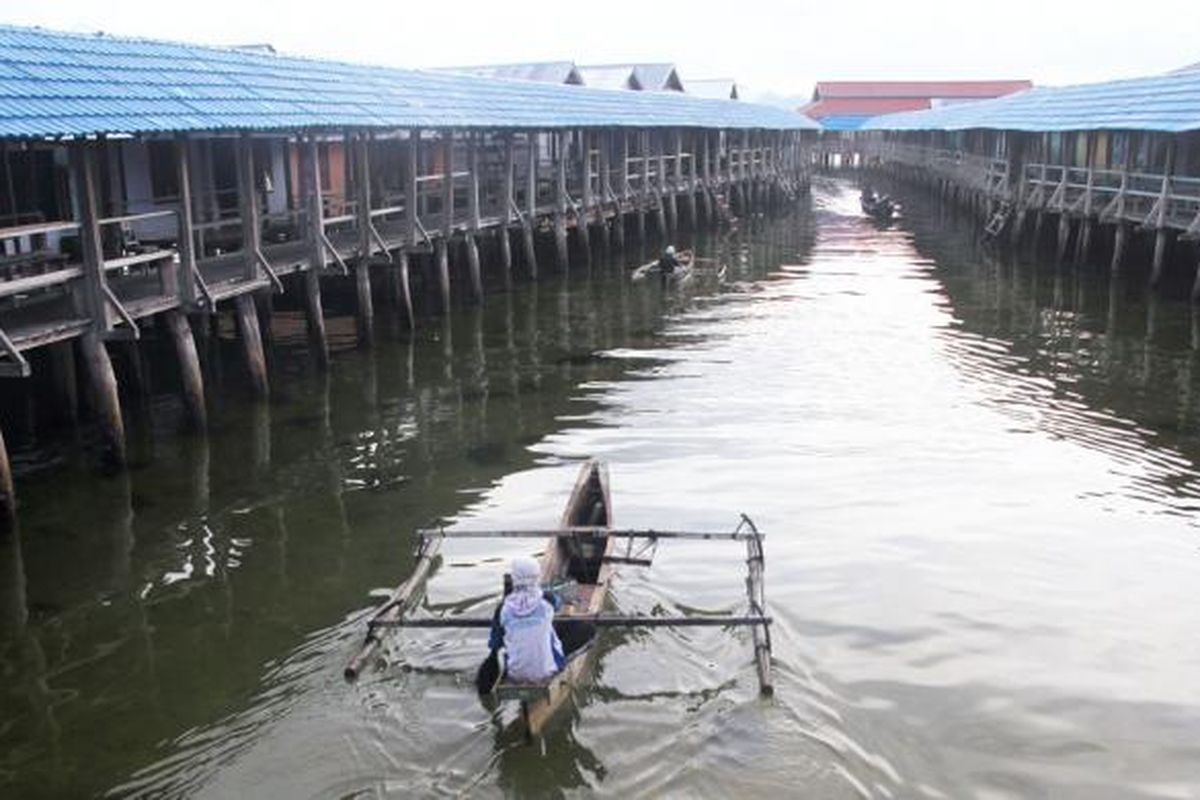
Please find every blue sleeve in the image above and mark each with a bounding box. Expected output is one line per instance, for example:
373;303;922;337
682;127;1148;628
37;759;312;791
543;589;562;611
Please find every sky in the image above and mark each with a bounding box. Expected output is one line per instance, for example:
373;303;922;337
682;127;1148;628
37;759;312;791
0;0;1197;103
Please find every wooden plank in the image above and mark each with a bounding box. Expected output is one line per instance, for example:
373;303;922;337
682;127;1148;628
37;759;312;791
0;267;83;298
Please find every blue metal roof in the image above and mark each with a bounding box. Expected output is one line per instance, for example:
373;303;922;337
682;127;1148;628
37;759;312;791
816;115;874;131
863;70;1200;133
0;25;816;139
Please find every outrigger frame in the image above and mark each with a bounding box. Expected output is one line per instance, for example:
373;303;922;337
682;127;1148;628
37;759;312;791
344;517;774;694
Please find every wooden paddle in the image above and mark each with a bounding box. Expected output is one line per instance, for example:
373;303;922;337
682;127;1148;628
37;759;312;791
475;648;502;694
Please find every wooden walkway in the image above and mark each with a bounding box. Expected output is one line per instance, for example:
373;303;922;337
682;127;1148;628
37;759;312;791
0;126;811;522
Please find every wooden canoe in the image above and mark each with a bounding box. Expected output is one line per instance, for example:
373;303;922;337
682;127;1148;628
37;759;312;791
495;460;613;737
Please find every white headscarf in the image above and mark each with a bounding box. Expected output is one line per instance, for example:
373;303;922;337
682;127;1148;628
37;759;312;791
508;557;543;615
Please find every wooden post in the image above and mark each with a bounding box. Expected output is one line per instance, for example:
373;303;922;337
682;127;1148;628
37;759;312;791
175;135;199;309
554;130;569;269
596;129;611;252
702;131;714;223
0;426;12;527
236;134;262;282
577;129;592;263
1151;139;1176;287
71;143;111;332
637;131;648;242
400;129;419;325
665;129;679;232
303;137;330;369
353;133;376;345
78;331;125;469
685;130;698;229
612;130;626;251
439;129;454;313
466;131;483;303
651;132;667;236
234;294;268;399
165;310;206;431
741;130;751;212
523;131;539;279
1076;133;1096;263
501;133;515;283
46;341;79;426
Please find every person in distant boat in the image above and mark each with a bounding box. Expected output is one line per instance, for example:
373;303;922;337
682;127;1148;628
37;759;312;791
659;245;680;276
488;557;565;682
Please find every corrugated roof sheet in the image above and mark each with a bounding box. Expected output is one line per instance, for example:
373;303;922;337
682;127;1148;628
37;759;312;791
863;70;1200;132
815;115;878;131
0;25;814;138
814;80;1032;100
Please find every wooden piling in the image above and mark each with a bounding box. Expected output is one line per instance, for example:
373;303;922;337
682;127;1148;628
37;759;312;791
0;426;12;527
395;249;415;330
78;331;125;469
48;341;78;426
685;130;698;229
165;310;206;431
1111;222;1129;276
1056;214;1072;263
235;295;269;399
435;239;451;314
1191;251;1200;303
1151;230;1171;286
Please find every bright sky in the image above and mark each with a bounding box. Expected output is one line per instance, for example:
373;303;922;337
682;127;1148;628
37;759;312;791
1;0;1197;102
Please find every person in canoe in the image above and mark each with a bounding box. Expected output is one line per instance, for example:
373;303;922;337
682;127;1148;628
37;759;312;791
484;557;565;686
659;245;681;277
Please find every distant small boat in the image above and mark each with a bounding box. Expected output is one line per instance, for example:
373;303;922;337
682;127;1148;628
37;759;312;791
861;194;896;221
631;255;694;284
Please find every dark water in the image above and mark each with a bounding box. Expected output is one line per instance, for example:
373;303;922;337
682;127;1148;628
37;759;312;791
2;180;1199;799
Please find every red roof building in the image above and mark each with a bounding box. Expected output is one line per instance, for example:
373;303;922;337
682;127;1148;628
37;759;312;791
801;80;1032;130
